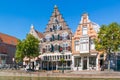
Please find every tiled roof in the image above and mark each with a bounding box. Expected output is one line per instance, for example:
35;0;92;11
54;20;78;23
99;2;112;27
0;32;18;45
35;30;44;38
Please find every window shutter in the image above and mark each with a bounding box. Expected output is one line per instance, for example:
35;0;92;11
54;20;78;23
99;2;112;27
67;35;70;39
53;25;55;30
51;44;54;52
58;34;60;40
59;45;62;52
52;35;54;41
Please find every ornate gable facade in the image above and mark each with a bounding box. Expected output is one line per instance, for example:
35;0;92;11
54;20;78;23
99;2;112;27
72;13;99;54
71;13;100;71
41;5;73;70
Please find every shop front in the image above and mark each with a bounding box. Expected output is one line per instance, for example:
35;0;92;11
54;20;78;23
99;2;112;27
41;53;72;70
72;54;98;71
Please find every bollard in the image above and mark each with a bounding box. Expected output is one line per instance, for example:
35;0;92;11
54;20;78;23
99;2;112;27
29;72;32;80
37;72;40;80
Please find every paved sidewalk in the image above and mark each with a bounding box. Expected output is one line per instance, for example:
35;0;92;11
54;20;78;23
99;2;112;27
0;70;120;78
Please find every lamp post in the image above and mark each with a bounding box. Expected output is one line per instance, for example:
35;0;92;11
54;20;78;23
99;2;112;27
61;51;64;73
12;58;16;69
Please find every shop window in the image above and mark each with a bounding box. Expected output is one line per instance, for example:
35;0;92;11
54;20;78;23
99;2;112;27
74;57;81;67
89;56;96;67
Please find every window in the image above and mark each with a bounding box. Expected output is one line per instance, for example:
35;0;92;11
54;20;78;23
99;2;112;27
80;37;89;53
45;35;50;41
62;32;68;40
90;40;95;50
74;57;81;67
50;28;53;32
54;35;58;40
54;18;59;24
46;45;51;52
68;55;71;59
56;25;61;30
82;27;87;35
89;56;96;67
54;44;59;51
80;43;89;51
62;43;68;51
74;41;79;51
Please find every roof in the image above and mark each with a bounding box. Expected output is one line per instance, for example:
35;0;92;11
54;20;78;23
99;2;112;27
35;30;44;38
0;32;18;45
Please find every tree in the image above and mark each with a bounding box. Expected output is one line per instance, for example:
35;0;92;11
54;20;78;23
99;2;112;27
94;22;120;70
15;40;24;63
15;34;40;65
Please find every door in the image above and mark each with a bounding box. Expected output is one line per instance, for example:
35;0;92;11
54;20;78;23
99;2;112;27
83;57;87;70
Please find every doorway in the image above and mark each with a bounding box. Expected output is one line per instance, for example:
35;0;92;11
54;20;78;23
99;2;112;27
83;57;87;70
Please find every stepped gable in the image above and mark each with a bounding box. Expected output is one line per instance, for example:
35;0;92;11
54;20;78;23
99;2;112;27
45;5;70;33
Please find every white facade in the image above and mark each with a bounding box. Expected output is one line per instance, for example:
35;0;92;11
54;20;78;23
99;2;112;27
72;13;100;71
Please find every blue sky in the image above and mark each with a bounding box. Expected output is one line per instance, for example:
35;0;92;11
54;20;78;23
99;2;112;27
0;0;120;40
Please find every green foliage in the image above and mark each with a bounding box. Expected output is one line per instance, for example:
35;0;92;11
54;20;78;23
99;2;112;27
15;34;40;62
60;58;65;63
94;22;120;54
15;40;24;63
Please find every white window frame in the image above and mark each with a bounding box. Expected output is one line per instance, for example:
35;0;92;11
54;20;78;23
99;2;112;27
74;40;79;51
62;32;68;40
82;27;88;35
62;43;68;51
80;37;89;53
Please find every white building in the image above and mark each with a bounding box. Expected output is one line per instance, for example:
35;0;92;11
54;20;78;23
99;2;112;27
72;13;101;71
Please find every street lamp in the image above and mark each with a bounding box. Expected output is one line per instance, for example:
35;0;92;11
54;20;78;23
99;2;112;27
61;51;64;73
12;58;16;69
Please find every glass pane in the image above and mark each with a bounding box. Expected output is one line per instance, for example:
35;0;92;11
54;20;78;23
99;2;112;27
89;56;96;67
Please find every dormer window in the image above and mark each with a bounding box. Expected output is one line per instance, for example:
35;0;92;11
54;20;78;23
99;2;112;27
11;41;14;45
82;27;87;35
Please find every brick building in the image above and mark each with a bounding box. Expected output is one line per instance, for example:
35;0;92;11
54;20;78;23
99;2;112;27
0;32;18;64
40;5;73;70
